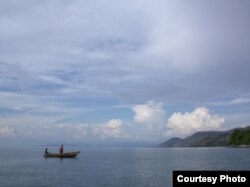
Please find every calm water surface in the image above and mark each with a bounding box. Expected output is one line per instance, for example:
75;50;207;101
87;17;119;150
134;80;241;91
0;147;249;187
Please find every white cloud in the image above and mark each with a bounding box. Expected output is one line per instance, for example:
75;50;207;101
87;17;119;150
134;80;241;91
229;98;250;105
44;123;89;139
92;119;123;138
132;100;165;126
209;96;250;106
0;1;250;145
0;126;15;137
70;123;88;139
165;107;225;137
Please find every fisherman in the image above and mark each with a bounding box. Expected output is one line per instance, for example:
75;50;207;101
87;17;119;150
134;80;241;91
45;148;48;154
59;144;64;154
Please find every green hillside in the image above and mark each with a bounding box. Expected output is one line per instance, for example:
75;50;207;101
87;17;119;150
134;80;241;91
159;126;250;148
229;128;250;146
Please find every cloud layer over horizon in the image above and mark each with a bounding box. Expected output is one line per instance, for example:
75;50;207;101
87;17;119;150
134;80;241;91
0;0;250;146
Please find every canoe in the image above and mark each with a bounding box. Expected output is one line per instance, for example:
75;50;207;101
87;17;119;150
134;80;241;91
44;151;80;158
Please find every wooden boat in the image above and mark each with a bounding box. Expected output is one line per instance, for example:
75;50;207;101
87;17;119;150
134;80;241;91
44;151;80;158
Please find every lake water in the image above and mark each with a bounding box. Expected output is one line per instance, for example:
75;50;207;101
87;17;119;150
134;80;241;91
0;147;250;187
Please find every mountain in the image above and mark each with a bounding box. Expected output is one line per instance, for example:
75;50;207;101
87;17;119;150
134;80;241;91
159;137;183;147
159;126;250;148
229;127;250;146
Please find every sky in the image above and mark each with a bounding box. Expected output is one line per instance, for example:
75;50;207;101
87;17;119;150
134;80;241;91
0;0;250;147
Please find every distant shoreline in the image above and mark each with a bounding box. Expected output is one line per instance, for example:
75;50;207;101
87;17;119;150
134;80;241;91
159;126;250;148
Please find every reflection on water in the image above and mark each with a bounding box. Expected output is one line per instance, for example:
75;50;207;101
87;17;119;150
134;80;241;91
0;147;250;187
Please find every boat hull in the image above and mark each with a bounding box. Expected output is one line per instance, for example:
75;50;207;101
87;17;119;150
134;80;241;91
44;151;80;158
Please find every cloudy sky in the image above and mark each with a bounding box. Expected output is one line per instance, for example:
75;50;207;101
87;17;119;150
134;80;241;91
0;0;250;146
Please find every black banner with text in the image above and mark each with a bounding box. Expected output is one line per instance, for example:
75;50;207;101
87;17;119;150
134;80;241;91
173;171;250;187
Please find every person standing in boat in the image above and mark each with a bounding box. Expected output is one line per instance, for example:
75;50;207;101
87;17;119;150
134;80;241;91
45;148;48;154
59;144;64;154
